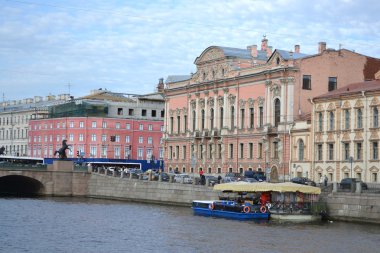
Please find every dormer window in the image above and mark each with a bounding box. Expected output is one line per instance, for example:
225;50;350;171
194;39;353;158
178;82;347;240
276;57;280;65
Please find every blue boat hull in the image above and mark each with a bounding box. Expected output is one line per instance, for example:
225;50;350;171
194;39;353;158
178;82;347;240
192;207;269;220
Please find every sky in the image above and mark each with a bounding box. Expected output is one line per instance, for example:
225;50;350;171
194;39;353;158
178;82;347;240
1;0;379;101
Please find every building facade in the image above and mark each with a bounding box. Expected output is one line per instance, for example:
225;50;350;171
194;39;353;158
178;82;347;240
164;37;380;180
310;78;380;183
28;87;165;161
0;94;69;156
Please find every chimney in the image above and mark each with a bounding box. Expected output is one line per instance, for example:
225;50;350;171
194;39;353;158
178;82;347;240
157;78;164;92
266;46;273;57
294;45;300;53
318;42;326;54
261;36;268;51
247;45;258;58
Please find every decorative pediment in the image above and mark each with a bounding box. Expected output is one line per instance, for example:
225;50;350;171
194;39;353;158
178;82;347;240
354;132;363;141
239;99;246;107
217;96;224;106
207;97;214;107
369;130;379;140
353;166;362;172
326;166;334;172
316;104;324;112
341;100;351;109
195;47;225;64
248;98;255;107
326;133;335;143
228;94;236;104
342;166;350;172
257;96;264;106
199;98;205;108
369;166;379;172
354;99;364;108
270;84;281;97
190;100;196;109
315;133;323;143
370;97;379;107
315;166;323;173
327;102;336;111
341;132;351;142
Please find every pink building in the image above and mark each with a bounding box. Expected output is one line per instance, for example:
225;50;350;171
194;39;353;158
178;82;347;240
28;89;165;161
164;37;380;181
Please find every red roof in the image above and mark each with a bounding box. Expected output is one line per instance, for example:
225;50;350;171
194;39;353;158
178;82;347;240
314;80;380;100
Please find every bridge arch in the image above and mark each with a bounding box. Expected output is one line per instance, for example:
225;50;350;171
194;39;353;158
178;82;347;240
0;175;45;196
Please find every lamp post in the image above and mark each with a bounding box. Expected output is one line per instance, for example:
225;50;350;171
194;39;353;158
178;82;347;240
349;156;353;178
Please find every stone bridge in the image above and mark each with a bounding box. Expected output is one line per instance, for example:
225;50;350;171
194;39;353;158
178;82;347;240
0;161;90;196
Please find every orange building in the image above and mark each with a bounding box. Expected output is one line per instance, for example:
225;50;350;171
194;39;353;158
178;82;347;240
163;37;380;181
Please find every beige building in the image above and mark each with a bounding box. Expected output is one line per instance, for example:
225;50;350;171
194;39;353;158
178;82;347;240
0;95;69;156
311;77;380;183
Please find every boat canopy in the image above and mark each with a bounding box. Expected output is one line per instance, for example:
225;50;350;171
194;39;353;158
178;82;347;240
213;182;321;194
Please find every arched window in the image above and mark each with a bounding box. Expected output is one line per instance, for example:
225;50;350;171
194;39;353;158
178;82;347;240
201;109;205;130
274;98;281;127
220;107;224;129
374;107;379;128
318;112;323;131
357;109;363;128
298;139;304;161
192;110;196;131
230;106;235;129
329;111;334;130
210;108;214;130
344;109;350;129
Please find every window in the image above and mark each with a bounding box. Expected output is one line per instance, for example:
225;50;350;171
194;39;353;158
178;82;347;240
175;146;179;160
317;144;323;161
230;106;235;129
90;146;97;157
161;110;165;117
129;109;134;116
239;143;244;159
318;113;323;131
240;109;245;129
184;115;188;132
328;144;334;160
147;137;153;144
372;142;378;160
192;111;196;131
248;143;253;159
160;125;164;132
102;134;107;142
344;143;350;160
91;134;96;141
217;144;222;159
139;136;143;144
142;109;147;116
102;121;107;128
258;143;263;158
298;139;304;161
201;110;205;130
302;75;311;90
374;107;379;128
200;145;203;159
328;77;337;91
357;109;363;128
259;106;263;127
69;121;74;128
152;110;157;117
220;107;224;129
148;124;153;131
249;108;254;128
208;144;213;159
101;146;107;157
138;148;144;159
117;108;123;115
356;142;362;160
210;108;214;130
329;111;335;130
125;136;130;143
126;123;131;130
115;135;120;142
139;124;144;131
344;110;350;130
273;142;279;159
229;144;233;158
177;116;181;133
274;99;281;127
92;122;97;128
182;145;187;160
116;123;120;129
159;148;164;159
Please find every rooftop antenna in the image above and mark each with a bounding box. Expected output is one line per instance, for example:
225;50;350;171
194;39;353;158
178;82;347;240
66;83;72;95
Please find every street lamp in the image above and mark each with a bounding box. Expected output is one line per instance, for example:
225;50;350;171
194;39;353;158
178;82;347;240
349;156;353;178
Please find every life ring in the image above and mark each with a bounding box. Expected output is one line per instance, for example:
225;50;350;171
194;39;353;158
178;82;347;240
260;206;267;213
209;203;215;210
243;206;251;213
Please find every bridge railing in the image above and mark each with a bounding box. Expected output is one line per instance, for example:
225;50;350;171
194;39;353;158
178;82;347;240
0;162;47;170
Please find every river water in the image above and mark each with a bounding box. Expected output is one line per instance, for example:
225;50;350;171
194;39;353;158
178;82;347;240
0;197;379;253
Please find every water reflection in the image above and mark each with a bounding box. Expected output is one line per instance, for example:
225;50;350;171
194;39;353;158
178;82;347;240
0;197;379;253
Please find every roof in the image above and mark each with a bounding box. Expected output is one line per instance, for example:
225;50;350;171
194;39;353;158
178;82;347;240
166;75;191;83
218;46;252;59
276;49;309;60
80;91;135;102
314;80;380;100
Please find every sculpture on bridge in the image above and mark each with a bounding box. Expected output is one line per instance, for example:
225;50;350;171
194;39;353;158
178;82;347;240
54;140;71;159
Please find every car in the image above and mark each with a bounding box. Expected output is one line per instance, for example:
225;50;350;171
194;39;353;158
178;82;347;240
174;174;193;184
204;175;219;186
243;177;258;183
290;177;317;187
244;170;266;182
224;172;243;183
129;169;143;179
340;178;368;190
